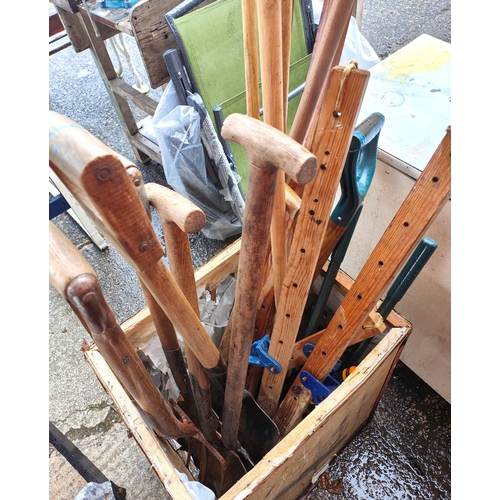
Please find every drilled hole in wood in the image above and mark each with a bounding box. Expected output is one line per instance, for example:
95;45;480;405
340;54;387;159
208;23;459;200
292;283;298;288
314;199;318;203
404;222;409;227
309;210;315;216
325;151;330;156
338;324;343;329
357;294;362;300
378;261;384;266
285;313;291;318
320;164;327;170
279;340;283;344
300;249;306;253
321;351;327;356
432;176;439;182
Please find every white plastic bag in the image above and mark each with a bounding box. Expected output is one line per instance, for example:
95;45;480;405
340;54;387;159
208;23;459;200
310;6;380;70
339;16;380;69
152;82;242;240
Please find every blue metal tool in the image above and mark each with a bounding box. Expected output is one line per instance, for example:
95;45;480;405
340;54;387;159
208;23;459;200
248;335;282;373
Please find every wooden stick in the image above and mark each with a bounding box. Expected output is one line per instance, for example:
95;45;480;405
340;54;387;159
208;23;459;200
256;0;287;308
281;0;294;128
220;113;316;452
241;0;260;119
257;64;369;417
289;0;354;146
274;127;452;436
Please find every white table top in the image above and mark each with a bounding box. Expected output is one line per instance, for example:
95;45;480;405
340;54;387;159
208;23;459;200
359;34;451;179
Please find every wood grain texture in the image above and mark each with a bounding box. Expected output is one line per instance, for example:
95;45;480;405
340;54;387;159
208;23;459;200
49;111;222;372
221;114;316;184
146;183;206;234
274;128;452;436
289;0;354;145
129;0;183;89
241;0;260;119
257;66;370;416
256;0;286;305
218;325;409;500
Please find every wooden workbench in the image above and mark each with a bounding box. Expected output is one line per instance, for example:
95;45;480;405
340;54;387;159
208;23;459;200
50;0;186;164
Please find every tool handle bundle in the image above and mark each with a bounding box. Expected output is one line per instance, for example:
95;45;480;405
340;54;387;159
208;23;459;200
48;0;451;494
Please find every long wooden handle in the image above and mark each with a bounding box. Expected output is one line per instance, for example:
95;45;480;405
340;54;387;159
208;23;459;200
256;0;286;307
274;127;452;436
125;170;197;419
290;0;354;145
241;0;260;119
49;221;197;441
220;113;316;450
147;183;218;440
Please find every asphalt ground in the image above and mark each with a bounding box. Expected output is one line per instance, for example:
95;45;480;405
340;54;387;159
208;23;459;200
9;1;489;498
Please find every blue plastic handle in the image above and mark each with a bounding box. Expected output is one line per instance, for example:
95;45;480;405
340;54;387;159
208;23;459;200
331;112;385;227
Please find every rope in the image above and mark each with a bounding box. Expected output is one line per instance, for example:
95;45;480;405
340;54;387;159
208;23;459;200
333;60;359;117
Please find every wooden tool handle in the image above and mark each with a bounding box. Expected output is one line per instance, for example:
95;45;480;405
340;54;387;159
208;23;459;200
221;113;317;184
49;111;164;271
49;220;96;295
145;183;206;234
241;0;260;119
146;183;218;439
48;222;197;441
290;0;354;145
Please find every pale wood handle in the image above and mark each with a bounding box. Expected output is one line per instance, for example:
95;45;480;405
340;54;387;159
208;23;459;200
241;0;260;119
221;113;316;184
49;220;96;296
290;0;354;145
145;183;206;234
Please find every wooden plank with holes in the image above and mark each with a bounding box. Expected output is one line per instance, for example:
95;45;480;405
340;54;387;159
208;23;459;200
257;65;370;417
274;127;451;436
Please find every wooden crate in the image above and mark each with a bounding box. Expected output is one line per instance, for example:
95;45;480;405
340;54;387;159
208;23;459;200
84;238;412;500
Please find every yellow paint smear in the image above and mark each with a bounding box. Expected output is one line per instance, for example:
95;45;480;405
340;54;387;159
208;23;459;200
382;37;451;83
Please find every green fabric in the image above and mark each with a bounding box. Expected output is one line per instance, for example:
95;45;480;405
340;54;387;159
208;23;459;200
173;0;311;193
219;54;312;192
